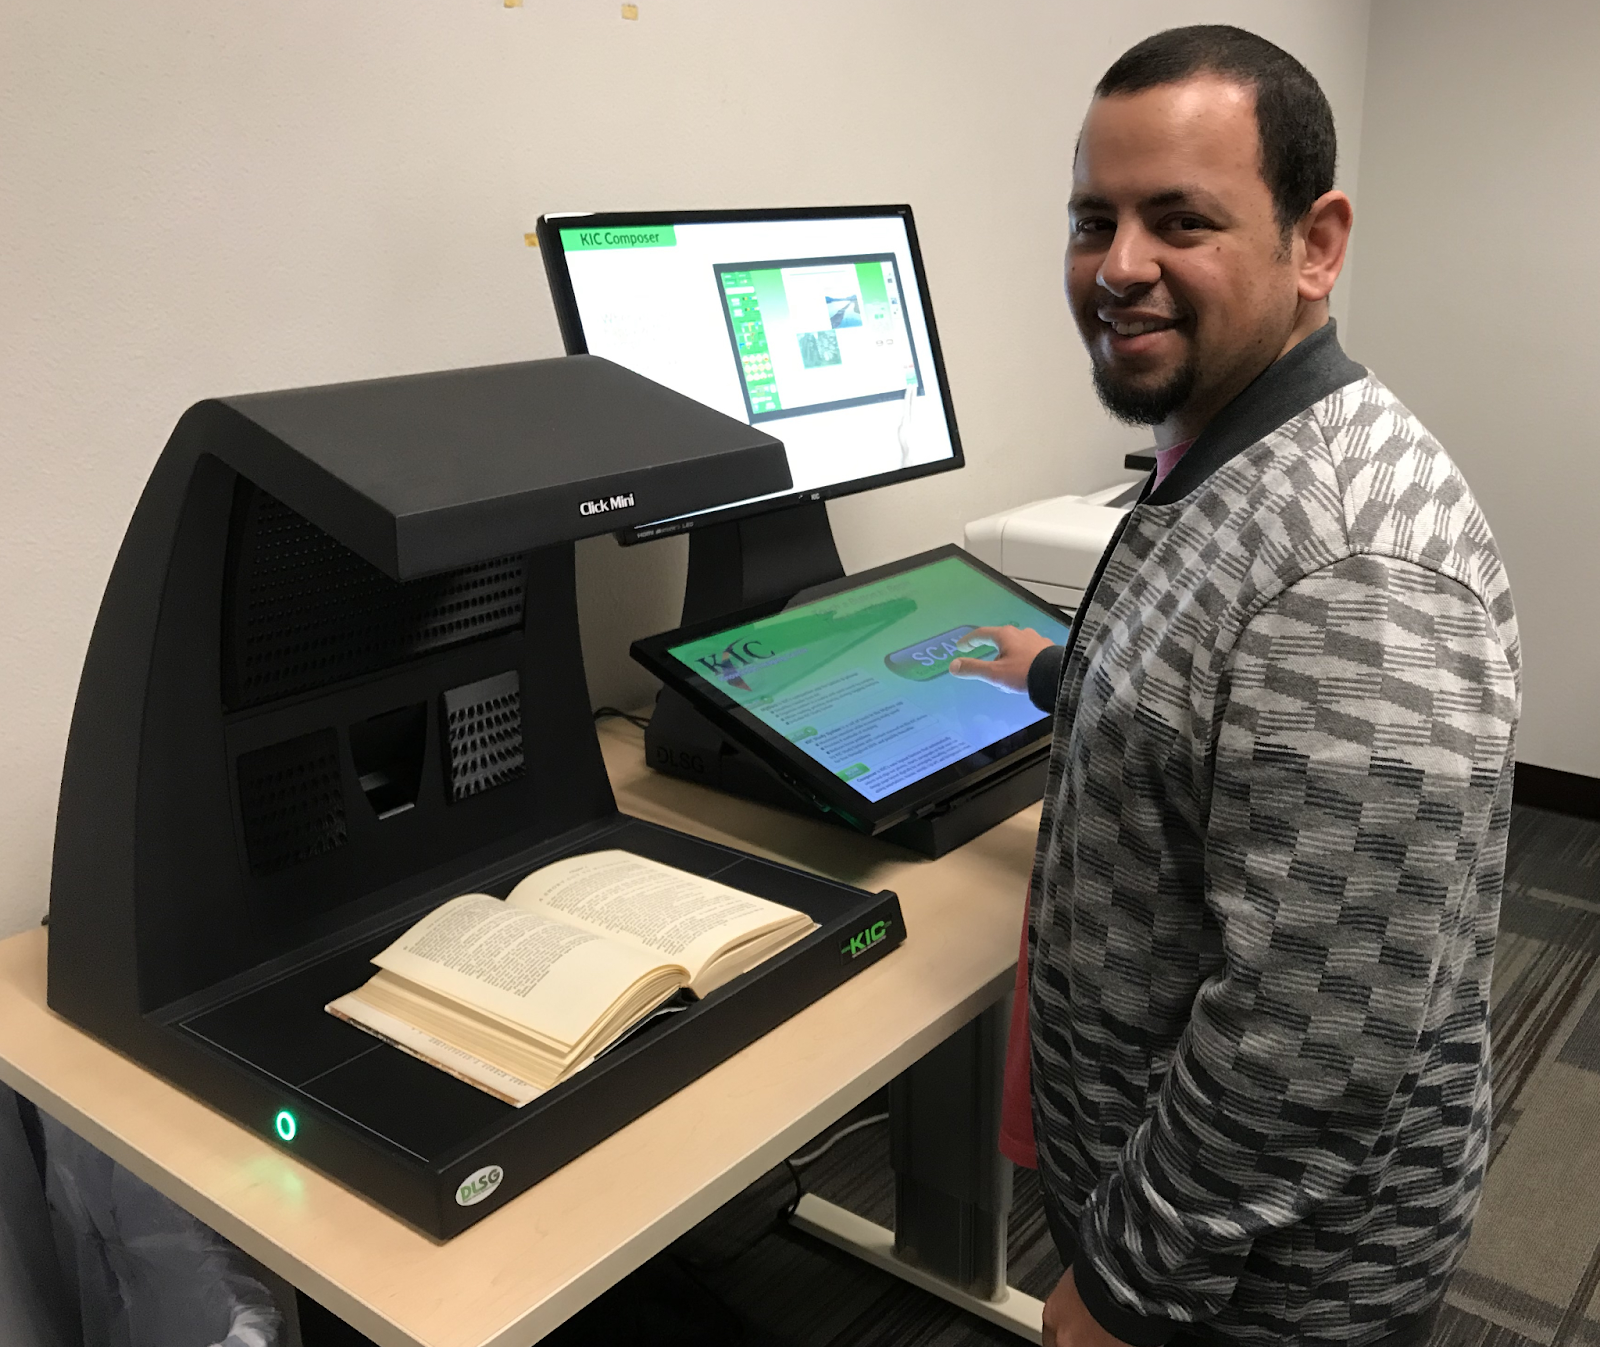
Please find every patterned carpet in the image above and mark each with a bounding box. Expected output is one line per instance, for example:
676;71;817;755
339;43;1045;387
541;803;1600;1347
1432;806;1600;1347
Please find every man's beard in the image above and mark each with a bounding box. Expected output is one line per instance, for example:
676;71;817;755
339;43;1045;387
1090;354;1198;427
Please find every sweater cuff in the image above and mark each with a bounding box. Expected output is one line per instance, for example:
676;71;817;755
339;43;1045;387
1072;1255;1184;1347
1026;644;1065;713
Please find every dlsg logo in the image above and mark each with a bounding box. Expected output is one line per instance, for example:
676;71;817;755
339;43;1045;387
455;1164;505;1207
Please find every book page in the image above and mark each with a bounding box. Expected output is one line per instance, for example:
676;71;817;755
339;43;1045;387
507;851;810;980
370;894;677;1048
326;996;544;1106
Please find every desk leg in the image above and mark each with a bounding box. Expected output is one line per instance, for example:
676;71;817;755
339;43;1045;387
788;998;1046;1344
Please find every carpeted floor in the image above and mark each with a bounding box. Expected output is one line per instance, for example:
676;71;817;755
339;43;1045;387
539;803;1600;1347
1432;806;1600;1347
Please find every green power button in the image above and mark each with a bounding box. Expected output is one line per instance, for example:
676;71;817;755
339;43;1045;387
274;1110;297;1142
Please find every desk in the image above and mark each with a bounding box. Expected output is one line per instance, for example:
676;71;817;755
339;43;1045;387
0;720;1036;1347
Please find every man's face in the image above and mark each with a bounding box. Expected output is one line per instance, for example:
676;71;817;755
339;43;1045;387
1067;76;1302;433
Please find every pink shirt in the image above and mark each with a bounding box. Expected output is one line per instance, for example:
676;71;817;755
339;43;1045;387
1153;438;1194;490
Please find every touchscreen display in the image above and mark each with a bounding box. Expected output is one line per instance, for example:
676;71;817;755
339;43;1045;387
665;555;1070;804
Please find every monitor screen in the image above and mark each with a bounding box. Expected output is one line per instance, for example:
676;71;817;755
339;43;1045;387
653;550;1070;808
539;207;962;540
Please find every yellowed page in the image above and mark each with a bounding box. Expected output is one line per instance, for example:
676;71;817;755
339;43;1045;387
351;968;683;1082
687;924;815;999
369;894;672;1049
326;995;543;1106
506;851;812;980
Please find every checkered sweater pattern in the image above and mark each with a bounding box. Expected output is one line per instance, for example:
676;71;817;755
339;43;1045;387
1027;329;1520;1347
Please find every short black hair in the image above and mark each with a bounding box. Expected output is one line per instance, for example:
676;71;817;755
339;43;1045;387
1095;25;1336;237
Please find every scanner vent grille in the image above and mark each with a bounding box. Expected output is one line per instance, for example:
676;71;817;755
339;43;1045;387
225;491;526;709
443;671;525;802
236;729;348;877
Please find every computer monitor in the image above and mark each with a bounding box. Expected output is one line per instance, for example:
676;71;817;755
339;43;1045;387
537;206;964;551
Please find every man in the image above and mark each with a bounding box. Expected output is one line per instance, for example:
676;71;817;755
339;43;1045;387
949;26;1519;1347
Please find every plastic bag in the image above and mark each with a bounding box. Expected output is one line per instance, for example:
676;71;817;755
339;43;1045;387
0;1084;77;1347
21;1096;287;1347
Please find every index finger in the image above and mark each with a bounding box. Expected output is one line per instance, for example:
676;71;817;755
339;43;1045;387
954;626;1010;650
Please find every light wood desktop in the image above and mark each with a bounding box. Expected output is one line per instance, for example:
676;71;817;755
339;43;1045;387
0;719;1036;1347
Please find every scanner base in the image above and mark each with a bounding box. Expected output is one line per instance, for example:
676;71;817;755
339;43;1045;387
137;813;902;1240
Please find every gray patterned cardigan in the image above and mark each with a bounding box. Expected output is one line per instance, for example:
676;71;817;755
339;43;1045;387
1023;322;1519;1347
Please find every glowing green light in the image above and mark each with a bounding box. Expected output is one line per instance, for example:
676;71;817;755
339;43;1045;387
274;1110;297;1142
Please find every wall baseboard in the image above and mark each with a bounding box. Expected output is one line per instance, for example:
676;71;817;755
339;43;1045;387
1513;762;1600;821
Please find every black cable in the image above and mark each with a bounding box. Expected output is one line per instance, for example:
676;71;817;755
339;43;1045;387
681;1111;891;1272
781;1158;804;1221
780;1111;888;1220
592;705;652;730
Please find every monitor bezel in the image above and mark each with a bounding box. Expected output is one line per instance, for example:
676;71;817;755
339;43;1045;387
537;205;966;545
629;544;1067;834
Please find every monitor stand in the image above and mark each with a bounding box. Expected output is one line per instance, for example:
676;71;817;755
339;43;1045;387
677;496;846;626
641;500;1048;858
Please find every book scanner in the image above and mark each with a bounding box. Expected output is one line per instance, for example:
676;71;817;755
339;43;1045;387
47;355;905;1238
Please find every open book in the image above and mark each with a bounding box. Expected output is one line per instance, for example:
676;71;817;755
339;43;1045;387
327;850;817;1105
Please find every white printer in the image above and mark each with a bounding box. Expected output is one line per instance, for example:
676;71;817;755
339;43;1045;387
963;479;1142;614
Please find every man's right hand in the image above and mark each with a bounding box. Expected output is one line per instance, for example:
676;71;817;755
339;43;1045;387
948;625;1058;694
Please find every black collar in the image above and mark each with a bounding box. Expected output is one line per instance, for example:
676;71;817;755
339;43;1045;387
1146;319;1366;506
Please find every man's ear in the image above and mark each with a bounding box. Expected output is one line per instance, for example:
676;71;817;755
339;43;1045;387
1297;190;1353;303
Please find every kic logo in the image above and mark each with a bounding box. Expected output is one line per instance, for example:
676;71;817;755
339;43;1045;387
841;919;890;960
697;638;775;692
579;492;636;517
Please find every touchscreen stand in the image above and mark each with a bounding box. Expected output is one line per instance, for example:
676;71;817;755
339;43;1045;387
648;688;1053;860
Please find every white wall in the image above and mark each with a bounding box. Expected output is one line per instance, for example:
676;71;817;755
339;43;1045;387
0;2;1370;940
1348;0;1600;777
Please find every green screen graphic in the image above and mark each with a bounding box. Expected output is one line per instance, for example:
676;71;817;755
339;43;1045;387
714;253;922;422
560;224;678;251
883;627;998;681
720;269;785;414
669;557;1070;803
